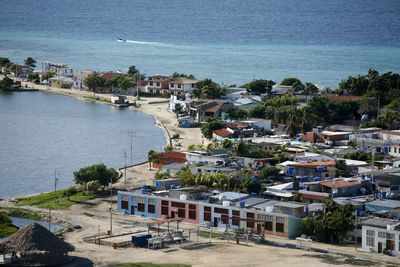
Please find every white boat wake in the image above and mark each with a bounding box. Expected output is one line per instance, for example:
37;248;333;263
116;38;190;49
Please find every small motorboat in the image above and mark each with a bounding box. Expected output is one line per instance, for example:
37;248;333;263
116;38;126;42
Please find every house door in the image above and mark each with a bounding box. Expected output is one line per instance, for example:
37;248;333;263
171;211;175;219
378;242;382;253
130;206;135;215
214;217;218;227
386;240;395;251
257;224;262;234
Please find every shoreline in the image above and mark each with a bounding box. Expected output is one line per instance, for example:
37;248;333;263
0;75;204;200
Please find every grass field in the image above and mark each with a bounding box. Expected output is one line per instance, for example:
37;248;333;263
198;230;224;239
16;187;99;210
0;212;19;238
0;207;43;220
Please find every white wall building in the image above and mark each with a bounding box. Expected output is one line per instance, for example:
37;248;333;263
388;144;400;158
362;217;400;256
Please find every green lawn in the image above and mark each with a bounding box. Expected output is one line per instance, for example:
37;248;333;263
16;188;99;210
0;207;43;220
0;224;18;238
113;263;191;267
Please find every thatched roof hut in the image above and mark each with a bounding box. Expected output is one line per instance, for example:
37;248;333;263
1;222;74;266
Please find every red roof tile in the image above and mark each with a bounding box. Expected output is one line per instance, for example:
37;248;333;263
212;129;233;137
300;193;328;201
320;179;361;188
101;72;123;80
289;160;336;168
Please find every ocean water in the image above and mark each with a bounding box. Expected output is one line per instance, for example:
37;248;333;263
0;92;166;199
0;0;399;88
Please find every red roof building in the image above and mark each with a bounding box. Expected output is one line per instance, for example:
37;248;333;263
153;152;187;169
101;72;123;80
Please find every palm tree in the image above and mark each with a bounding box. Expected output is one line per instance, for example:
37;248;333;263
83;72;104;98
147;150;159;170
24;57;36;69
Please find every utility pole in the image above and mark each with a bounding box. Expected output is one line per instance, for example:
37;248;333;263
124;152;127;191
128;131;134;166
354;211;358;251
110;177;113;235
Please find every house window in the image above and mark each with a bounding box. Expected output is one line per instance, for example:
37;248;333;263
148;198;156;205
276;222;284;232
204;212;211;222
387;233;395;240
121;195;129;201
221;215;229;224
189;210;196;220
204;206;211;212
150;82;153;86
378;232;386;238
177;84;181;88
276;217;285;232
214;208;229;214
131;196;145;203
178;208;185;218
232;217;240;226
161;200;169;206
395;148;397;153
247;212;255;228
366;230;374;236
161;206;169;216
121;201;128;210
366;236;374;246
171;201;186;208
138;203;145;212
156;82;160;86
265;221;273;231
189;204;196;210
232;210;240;216
148;204;155;214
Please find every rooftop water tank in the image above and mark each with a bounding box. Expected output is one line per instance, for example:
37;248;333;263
376;147;382;153
325;177;332;180
240;201;245;208
313;177;321;182
171;185;176;189
316;166;325;172
381;191;387;199
287;167;294;175
361;175;366;180
222;200;231;206
180;194;187;201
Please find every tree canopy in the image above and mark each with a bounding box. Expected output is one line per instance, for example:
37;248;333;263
0;77;14;91
171;72;196;79
41;71;56;82
301;200;355;243
83;72;105;97
224;107;248;120
147;150;159;170
24;57;36;68
200;119;225;139
241;79;275;95
0;57;11;67
192;79;226;99
127;65;139;77
280;78;304;92
73;163;119;186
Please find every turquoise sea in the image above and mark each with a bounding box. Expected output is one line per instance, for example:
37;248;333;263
1;0;399;88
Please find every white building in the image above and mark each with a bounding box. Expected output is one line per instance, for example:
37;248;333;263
270;85;293;95
168;78;198;95
388;144;400;158
240;118;271;131
73;72;90;90
42;61;73;77
362;217;400;256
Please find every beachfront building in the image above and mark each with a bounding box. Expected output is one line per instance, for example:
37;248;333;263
146;75;170;95
190;100;234;122
72;71;91;90
42;61;73;77
361;217;400;256
168;78;198;95
49;76;74;89
117;190;302;239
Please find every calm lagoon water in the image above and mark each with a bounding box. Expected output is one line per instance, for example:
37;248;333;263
0;217;63;242
0;92;166;199
0;0;399;88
